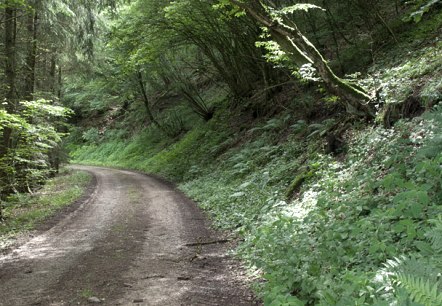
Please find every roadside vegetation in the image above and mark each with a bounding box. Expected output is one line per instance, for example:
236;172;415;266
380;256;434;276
72;101;442;305
70;7;442;303
0;169;92;249
0;0;112;219
1;0;442;304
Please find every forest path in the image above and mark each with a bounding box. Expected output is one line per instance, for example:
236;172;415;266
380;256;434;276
0;165;257;305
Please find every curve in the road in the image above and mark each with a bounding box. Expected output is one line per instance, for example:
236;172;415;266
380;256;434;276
0;165;258;305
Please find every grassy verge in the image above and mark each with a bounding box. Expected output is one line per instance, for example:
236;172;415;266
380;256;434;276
0;168;92;247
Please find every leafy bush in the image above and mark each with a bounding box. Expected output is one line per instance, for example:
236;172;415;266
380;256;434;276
0;100;72;202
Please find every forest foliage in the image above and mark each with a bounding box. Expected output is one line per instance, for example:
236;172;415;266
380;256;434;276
0;0;122;215
1;0;442;304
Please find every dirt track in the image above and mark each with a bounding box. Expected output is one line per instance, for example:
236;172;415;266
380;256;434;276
0;166;258;305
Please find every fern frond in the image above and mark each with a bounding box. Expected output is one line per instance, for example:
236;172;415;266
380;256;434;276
383;255;442;306
425;218;442;253
395;272;442;306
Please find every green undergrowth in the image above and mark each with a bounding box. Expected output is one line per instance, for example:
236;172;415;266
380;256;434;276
368;38;442;106
70;48;442;304
71;110;234;181
69;20;442;305
180;105;442;305
0;169;92;247
71;104;442;305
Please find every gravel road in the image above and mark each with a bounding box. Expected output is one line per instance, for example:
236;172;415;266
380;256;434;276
0;165;258;305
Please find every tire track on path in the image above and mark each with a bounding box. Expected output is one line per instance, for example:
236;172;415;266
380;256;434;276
0;165;258;305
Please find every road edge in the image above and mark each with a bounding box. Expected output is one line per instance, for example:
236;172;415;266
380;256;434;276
0;168;98;256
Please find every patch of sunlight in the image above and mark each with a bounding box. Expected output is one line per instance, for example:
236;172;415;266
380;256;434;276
372;267;395;300
281;190;320;221
0;230;93;263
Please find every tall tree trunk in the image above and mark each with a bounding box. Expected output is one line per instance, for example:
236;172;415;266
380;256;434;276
57;66;63;100
229;0;376;118
1;5;17;200
50;52;57;95
2;6;17;152
4;6;16;106
24;6;38;101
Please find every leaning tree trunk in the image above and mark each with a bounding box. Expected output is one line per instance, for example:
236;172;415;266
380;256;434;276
229;0;376;118
136;71;169;134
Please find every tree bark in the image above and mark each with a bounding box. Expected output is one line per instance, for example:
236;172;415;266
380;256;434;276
4;6;16;106
50;52;57;95
229;0;376;118
2;6;17;152
58;66;63;100
24;7;38;101
1;5;17;200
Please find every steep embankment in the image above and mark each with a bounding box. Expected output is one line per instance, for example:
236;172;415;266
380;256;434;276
70;15;442;306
